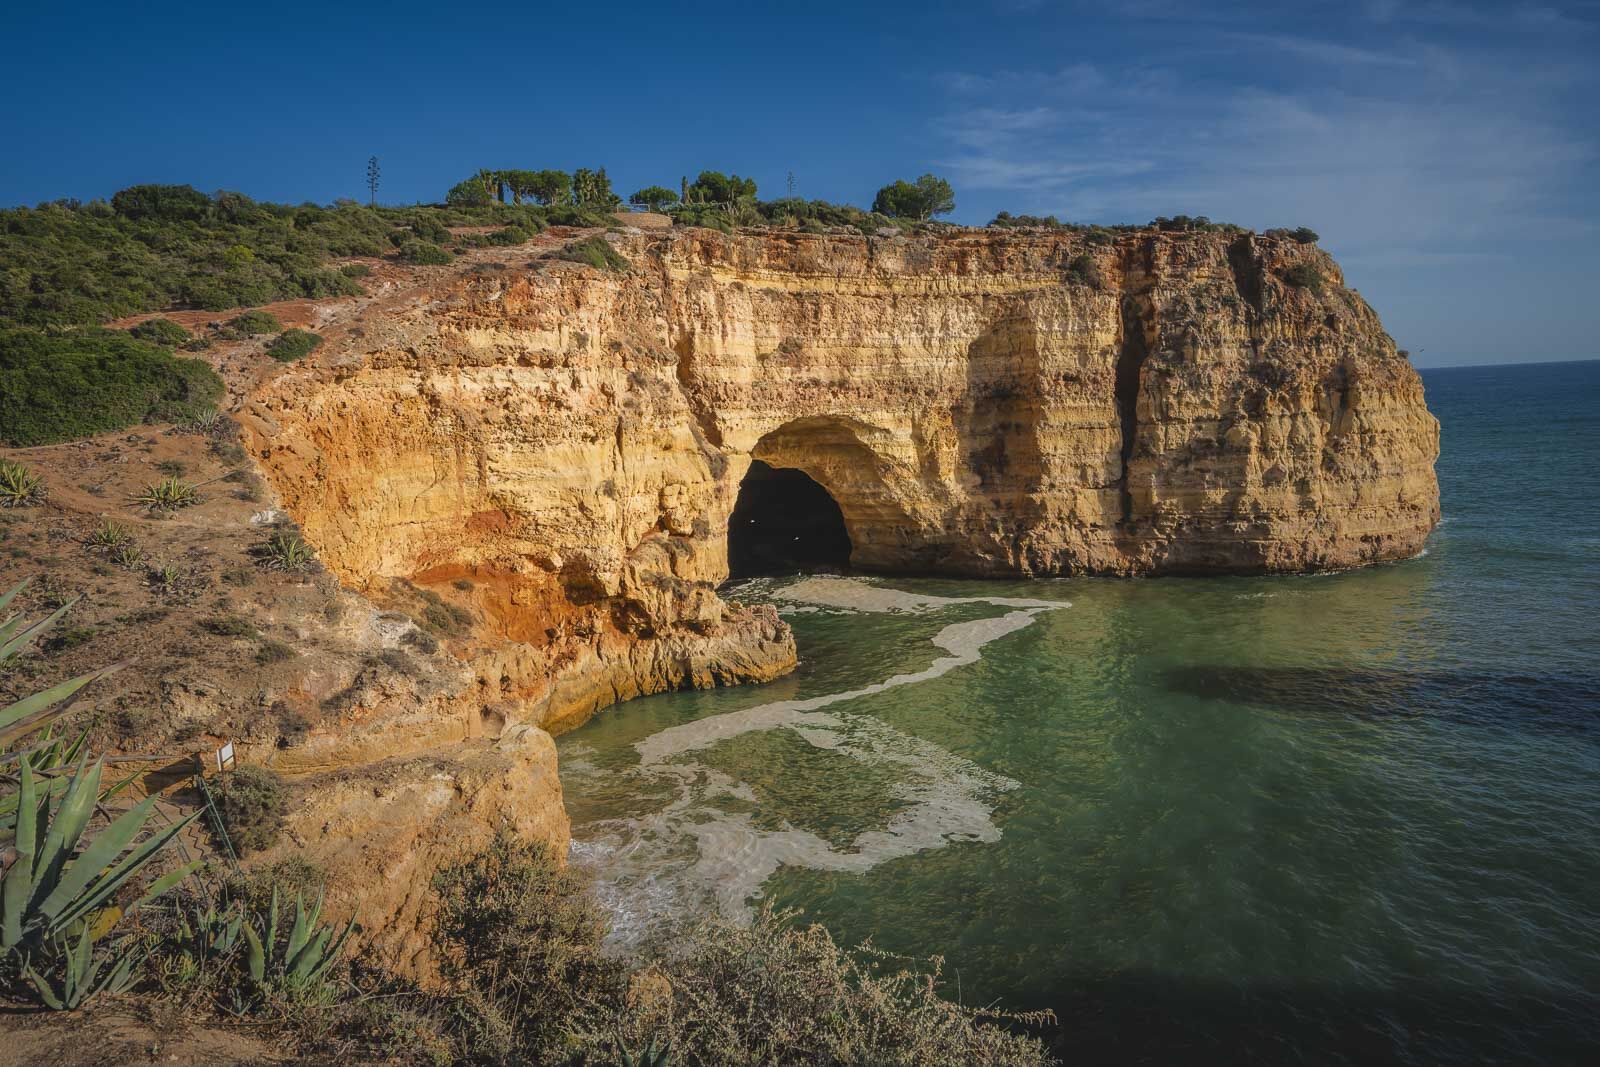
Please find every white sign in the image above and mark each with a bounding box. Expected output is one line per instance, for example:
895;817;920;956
216;740;235;773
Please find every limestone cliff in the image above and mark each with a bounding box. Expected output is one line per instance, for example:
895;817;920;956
235;223;1438;969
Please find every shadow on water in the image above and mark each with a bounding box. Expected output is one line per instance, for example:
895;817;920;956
1040;974;1600;1065
1163;665;1600;735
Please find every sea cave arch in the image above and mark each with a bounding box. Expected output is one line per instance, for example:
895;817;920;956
727;461;852;577
726;415;929;578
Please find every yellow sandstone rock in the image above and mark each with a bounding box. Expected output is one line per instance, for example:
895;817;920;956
237;224;1438;970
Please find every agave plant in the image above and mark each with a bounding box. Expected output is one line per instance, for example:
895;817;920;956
23;925;145;1010
2;753;199;954
2;578;199;1009
146;562;184;595
136;475;199;511
256;530;314;572
0;458;44;507
84;519;133;549
1;580;119;751
109;542;145;569
241;886;355;994
159;896;246;986
180;410;226;436
0;723;88;824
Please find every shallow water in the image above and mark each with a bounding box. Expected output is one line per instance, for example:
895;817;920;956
558;360;1600;1063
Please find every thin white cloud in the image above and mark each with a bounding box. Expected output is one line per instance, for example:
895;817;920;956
1217;32;1419;67
1361;0;1594;32
930;29;1597;264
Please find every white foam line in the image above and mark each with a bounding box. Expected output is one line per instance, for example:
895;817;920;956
572;577;1067;938
771;575;1064;614
636;609;1047;763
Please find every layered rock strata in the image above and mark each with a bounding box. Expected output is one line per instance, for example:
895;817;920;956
237;224;1439;968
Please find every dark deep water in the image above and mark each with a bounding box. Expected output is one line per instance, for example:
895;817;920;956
560;359;1600;1064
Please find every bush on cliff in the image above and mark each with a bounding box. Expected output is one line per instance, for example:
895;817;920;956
1266;226;1320;244
401;240;453;265
266;328;322;362
431;832;619;1061
1065;253;1104;290
217;764;289;854
872;174;956;220
1281;262;1325;295
554;236;629;272
0;327;223;445
129;316;192;345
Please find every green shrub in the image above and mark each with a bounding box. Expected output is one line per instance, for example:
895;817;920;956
266;328;322;362
402;216;452;245
1266;226;1321;244
223;310;282;336
339;262;372;277
0;328;224;446
484;225;533;246
539;204;613;228
217;764;288;855
128;317;191;345
554;236;629;272
401;241;452;265
255;639;295;665
0;457;44;506
0;193;390;327
1281;262;1325;294
1149;215;1242;234
199;614;259;639
109;183;212;221
1065;253;1104;290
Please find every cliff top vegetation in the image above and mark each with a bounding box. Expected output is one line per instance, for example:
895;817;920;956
0;171;1317;447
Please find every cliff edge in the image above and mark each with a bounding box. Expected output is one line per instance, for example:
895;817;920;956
228;222;1437;967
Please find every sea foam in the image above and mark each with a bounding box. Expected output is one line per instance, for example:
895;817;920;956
567;576;1066;946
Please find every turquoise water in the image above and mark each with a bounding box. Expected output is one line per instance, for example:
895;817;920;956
559;360;1600;1063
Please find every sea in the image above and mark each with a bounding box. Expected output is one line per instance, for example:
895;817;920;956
557;359;1600;1064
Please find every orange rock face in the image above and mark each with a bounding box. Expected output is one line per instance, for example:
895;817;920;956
237;224;1438;968
248;225;1437;585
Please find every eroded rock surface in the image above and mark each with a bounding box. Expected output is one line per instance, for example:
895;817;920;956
233;224;1438;968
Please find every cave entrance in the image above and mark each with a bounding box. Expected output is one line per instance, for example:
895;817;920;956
728;461;853;577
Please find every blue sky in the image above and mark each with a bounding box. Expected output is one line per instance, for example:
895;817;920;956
4;1;1596;367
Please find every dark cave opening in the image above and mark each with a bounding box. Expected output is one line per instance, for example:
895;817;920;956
727;460;853;577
